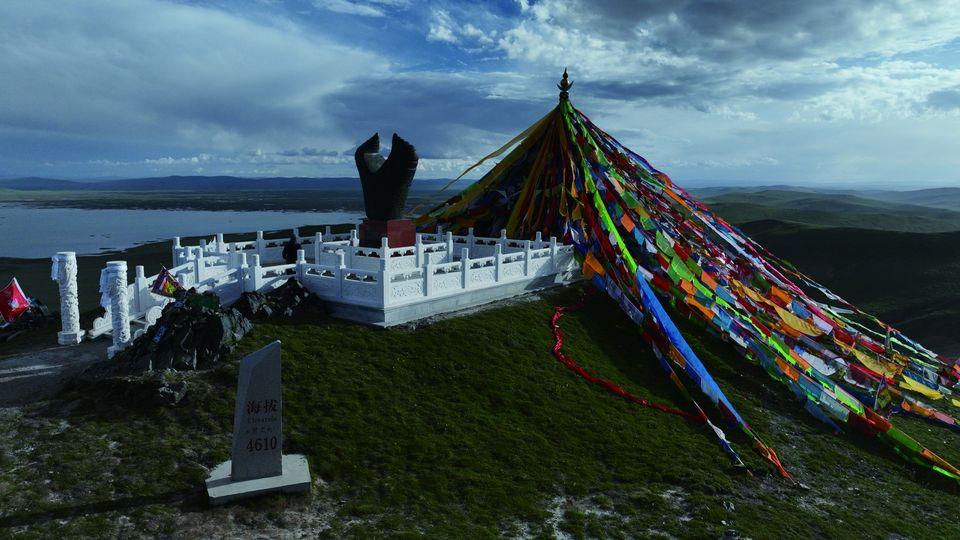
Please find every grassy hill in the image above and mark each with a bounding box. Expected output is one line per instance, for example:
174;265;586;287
742;220;960;356
3;288;960;538
695;189;960;233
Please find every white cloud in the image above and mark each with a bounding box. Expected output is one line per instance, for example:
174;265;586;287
426;9;458;43
0;0;386;153
313;0;387;17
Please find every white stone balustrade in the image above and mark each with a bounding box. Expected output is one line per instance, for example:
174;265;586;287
68;227;579;353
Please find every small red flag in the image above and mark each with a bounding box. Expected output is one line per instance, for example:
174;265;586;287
0;278;30;324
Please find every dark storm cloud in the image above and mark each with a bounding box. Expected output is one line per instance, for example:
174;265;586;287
538;0;916;62
323;73;549;158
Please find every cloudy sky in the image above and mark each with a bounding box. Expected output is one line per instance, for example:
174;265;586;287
2;0;959;187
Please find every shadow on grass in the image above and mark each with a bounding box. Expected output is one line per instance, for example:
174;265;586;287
0;487;206;529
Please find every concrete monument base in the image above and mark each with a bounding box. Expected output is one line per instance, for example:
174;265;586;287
205;454;311;505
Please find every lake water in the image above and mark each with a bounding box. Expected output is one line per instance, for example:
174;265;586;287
0;204;363;259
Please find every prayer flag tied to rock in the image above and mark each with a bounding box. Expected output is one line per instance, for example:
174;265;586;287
151;266;184;298
0;278;30;324
416;89;960;481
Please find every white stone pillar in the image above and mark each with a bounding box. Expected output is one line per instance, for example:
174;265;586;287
445;232;454;263
414;233;424;267
349;229;358;247
380;253;390;307
460;248;469;289
104;261;131;358
172;237;183;266
336;252;346;299
239;253;254;292
498;229;507;253
216;233;225;252
467;227;475;252
51;251;84;345
293;227;301;242
535;231;543;247
250;254;263;292
380;235;390;259
325;225;332;236
549;236;558;270
494;244;503;282
296;249;306;281
193;247;206;285
523;240;532;275
314;232;322;264
424;263;434;296
256;231;266;260
134;265;148;313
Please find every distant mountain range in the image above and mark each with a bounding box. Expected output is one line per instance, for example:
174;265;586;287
0;176;452;191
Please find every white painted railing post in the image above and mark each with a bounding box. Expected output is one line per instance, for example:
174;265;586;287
414;233;424;267
494;244;503;282
445;232;454;263
535;231;543;247
238;253;254;292
250;254;263;292
52;251;84;345
336;252;346;299
103;261;131;358
380;253;390;308
172;237;183;266
550;236;558;271
216;233;225;253
314;232;322;264
193;247;205;285
460;248;469;289
498;229;507;253
380;236;390;260
349;229;358;247
134;265;148;313
523;240;532;275
256;231;266;260
425;263;435;296
296;249;306;281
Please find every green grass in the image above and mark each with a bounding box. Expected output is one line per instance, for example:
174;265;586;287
3;287;959;538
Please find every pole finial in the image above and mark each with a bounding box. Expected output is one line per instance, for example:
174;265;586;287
558;68;573;101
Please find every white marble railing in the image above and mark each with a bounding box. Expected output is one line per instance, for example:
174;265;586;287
64;227;578;357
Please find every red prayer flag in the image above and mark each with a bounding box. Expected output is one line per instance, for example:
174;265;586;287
0;278;30;324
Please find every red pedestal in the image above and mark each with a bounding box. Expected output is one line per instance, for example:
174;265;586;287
359;219;416;248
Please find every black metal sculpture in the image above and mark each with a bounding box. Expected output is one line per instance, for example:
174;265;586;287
354;133;420;247
355;133;419;221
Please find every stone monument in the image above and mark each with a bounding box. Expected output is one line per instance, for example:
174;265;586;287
51;251;84;345
354;132;419;248
205;340;311;504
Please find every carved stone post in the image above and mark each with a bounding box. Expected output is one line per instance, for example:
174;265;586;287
523;240;532;275
296;249;306;281
460;248;469;289
445;232;454;263
51;251;84;345
314;232;322;264
103;261;131;358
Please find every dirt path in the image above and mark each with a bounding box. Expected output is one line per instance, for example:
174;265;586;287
0;339;109;406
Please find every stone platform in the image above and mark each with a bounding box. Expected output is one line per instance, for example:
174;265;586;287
205;454;311;505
